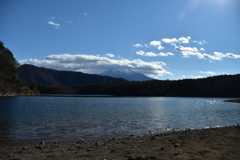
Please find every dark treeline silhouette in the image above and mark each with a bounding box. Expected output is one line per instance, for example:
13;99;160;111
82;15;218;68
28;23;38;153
0;41;39;95
38;74;240;97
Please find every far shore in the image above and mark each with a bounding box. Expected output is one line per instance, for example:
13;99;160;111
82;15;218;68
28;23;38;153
0;125;239;160
224;98;240;103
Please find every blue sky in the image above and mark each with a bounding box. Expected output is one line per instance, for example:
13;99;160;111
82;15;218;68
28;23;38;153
1;0;239;80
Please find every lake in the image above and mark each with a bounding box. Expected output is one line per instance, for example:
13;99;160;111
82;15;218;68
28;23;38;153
0;96;239;144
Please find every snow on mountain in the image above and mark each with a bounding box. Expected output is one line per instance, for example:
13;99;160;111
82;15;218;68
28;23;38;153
100;69;154;81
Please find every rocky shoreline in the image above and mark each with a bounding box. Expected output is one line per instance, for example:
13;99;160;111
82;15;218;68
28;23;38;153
0;91;40;97
0;125;239;160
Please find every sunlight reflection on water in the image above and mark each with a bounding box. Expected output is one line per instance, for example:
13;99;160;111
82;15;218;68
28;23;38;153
0;96;239;143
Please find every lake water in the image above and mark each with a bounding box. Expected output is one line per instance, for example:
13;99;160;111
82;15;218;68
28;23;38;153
0;96;239;144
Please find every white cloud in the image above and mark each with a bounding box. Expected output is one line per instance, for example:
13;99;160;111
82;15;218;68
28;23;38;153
225;53;240;59
174;46;240;60
200;71;216;75
136;50;145;56
178;36;191;43
150;40;161;47
175;46;201;58
19;54;172;77
162;38;178;43
145;52;157;57
133;43;143;47
190;75;203;79
175;46;199;52
193;40;207;45
182;75;203;79
200;48;205;51
47;21;60;29
212;52;240;60
83;12;88;16
105;53;115;58
158;52;174;56
136;51;174;57
157;46;165;50
162;36;191;44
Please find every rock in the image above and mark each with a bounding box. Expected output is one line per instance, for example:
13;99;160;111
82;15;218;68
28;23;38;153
95;142;99;146
87;148;92;151
109;138;115;141
54;141;60;144
174;143;179;147
128;155;136;160
22;147;28;150
160;147;165;151
136;156;146;160
151;136;156;140
149;156;157;159
35;145;42;149
175;152;179;156
76;140;84;143
40;141;45;145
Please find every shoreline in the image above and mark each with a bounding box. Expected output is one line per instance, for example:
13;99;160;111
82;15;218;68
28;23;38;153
1;125;239;160
224;98;240;104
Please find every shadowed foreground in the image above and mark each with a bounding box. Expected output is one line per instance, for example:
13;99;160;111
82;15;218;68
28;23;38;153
0;125;240;160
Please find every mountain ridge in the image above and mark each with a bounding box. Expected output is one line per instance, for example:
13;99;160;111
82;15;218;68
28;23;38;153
17;64;127;85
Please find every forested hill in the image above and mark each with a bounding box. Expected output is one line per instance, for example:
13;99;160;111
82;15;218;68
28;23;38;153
17;64;127;86
0;41;39;96
38;74;240;97
75;74;240;97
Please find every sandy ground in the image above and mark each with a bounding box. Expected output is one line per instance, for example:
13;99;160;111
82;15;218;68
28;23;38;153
0;125;240;160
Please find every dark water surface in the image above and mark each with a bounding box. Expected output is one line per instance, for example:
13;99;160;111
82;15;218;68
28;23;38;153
0;96;239;144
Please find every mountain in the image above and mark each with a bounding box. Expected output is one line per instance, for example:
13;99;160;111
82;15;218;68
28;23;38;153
99;69;154;81
17;64;127;86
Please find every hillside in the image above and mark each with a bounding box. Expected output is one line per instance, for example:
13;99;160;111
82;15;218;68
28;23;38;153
37;73;240;97
17;64;127;86
100;69;154;81
75;74;240;97
0;41;39;96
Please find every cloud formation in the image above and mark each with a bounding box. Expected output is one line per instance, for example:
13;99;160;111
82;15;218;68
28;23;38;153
200;71;216;75
174;45;240;60
19;54;172;77
162;36;191;44
47;21;60;29
192;40;207;45
136;50;174;57
134;43;143;47
149;40;161;47
105;53;115;57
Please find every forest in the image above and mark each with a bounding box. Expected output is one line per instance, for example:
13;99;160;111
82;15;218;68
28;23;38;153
38;74;240;97
0;41;39;96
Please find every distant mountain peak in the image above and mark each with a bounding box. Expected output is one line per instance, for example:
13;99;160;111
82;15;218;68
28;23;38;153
100;68;154;81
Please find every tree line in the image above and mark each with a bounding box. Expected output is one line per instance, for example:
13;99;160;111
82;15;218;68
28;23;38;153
38;74;240;97
0;41;38;95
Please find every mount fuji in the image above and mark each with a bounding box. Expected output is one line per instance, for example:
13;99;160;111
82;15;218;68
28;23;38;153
99;69;154;81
